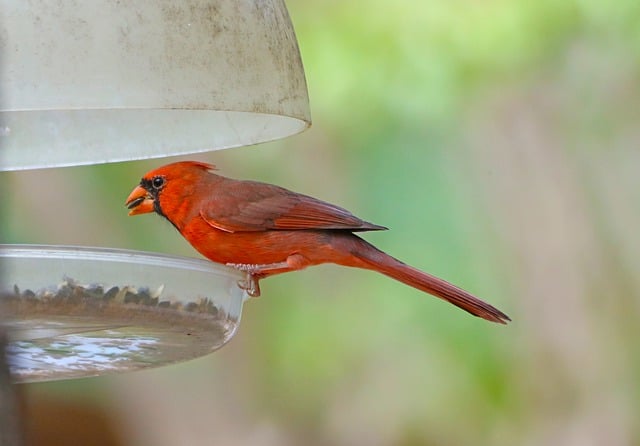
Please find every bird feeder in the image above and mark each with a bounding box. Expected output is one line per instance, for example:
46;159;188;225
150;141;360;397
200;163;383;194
0;0;310;382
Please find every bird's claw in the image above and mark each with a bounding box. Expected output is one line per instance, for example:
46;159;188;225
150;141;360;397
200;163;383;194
236;272;261;298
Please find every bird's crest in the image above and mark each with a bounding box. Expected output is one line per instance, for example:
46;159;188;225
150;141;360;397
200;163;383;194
183;161;217;172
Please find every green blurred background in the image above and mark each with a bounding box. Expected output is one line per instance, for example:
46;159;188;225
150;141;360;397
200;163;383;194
4;0;640;444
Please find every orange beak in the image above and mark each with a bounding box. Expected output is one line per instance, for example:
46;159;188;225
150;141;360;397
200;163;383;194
125;185;155;215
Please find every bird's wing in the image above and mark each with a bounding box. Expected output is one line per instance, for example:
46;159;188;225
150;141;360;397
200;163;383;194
199;180;387;233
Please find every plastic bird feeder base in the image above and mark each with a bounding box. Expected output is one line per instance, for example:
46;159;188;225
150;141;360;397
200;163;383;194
0;245;246;382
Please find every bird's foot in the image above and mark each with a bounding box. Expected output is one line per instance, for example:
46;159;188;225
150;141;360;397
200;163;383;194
227;264;269;297
237;272;261;297
226;259;302;298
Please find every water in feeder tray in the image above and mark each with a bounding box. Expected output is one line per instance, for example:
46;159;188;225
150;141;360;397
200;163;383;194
0;245;246;382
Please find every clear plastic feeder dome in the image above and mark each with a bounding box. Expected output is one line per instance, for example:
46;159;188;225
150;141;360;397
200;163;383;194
0;0;311;171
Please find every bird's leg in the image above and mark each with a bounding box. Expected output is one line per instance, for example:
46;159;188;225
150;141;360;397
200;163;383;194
227;261;289;298
227;255;309;298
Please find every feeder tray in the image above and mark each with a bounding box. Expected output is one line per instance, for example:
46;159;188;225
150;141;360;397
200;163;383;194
0;245;246;382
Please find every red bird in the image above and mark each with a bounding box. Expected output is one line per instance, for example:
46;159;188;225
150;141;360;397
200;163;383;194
126;161;510;324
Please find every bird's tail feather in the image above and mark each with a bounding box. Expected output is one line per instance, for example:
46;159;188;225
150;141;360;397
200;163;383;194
349;238;510;324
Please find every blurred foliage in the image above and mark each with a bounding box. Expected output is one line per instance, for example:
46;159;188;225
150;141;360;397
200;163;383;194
4;0;640;445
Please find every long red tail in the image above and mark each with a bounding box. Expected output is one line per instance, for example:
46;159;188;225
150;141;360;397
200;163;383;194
349;238;510;324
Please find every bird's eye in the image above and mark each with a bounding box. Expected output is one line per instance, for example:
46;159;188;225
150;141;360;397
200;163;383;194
151;176;165;189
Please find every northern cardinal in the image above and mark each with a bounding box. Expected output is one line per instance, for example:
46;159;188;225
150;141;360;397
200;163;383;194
126;161;510;324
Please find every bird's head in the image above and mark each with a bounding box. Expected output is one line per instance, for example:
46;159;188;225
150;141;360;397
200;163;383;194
125;161;216;219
